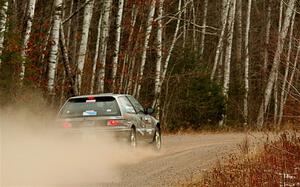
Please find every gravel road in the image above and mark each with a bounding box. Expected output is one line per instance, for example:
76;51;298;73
106;132;268;187
2;129;269;187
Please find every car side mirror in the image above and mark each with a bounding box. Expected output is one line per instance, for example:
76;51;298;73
144;107;154;115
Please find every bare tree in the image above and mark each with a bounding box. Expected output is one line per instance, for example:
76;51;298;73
257;0;296;127
76;0;94;93
48;0;62;95
278;11;295;125
19;0;37;84
243;0;252;126
283;38;300;110
236;0;242;65
126;25;142;95
59;23;78;96
97;0;113;93
153;0;164;110
136;0;156;98
120;4;138;93
111;0;125;91
0;0;8;68
191;0;196;52
273;0;284;124
211;0;230;80
90;13;102;94
263;1;271;75
220;0;236;126
199;0;208;59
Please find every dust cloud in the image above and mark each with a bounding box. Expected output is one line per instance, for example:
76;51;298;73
0;101;156;187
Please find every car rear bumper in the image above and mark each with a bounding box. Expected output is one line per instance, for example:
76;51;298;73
56;126;131;141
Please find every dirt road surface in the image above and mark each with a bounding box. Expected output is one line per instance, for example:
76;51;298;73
106;132;268;187
2;127;270;187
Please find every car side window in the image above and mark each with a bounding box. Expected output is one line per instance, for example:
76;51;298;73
127;96;144;113
118;96;136;114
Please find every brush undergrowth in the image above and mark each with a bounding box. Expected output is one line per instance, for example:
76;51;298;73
195;131;300;187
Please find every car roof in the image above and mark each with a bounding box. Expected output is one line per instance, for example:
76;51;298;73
69;93;131;100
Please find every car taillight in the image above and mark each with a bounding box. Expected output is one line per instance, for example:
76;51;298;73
107;120;120;126
63;121;72;128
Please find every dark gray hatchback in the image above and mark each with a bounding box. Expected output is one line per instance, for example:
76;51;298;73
57;94;161;151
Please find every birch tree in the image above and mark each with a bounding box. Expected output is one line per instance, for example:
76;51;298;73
153;0;164;108
90;13;102;94
243;0;251;125
19;0;37;84
278;12;295;125
76;0;94;93
182;0;187;48
126;25;142;95
263;1;271;75
273;0;284;124
120;4;138;93
97;0;113;93
223;0;236;102
0;0;8;68
191;0;196;52
283;39;300;109
220;0;236;126
136;0;156;98
59;23;78;95
256;0;296;127
152;0;182;117
111;0;125;91
158;0;182;98
48;0;62;95
199;0;208;59
211;0;230;80
236;0;242;65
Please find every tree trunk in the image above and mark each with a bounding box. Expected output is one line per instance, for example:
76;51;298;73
211;0;230;80
236;0;242;65
256;0;296;127
220;0;236;126
90;13;102;94
76;0;94;94
273;0;284;125
0;0;8;68
243;0;252;126
48;0;62;95
136;0;156;98
119;4;138;93
278;11;295;126
278;0;283;32
111;0;125;92
191;0;196;52
19;0;37;84
126;25;142;95
153;0;164;109
59;23;78;96
66;0;74;48
283;38;300;109
182;0;187;48
199;0;208;59
263;1;271;76
97;0;113;93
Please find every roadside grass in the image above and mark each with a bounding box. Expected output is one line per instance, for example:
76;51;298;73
190;131;300;186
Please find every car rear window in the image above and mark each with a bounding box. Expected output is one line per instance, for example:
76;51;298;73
59;96;121;118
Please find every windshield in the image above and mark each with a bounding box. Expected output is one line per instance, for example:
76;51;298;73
59;96;121;118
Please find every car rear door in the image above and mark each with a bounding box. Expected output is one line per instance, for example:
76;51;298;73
126;96;155;140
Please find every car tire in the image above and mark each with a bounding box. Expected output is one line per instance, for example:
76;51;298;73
129;127;137;149
153;127;161;151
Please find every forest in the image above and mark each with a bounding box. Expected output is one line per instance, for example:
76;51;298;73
0;0;299;130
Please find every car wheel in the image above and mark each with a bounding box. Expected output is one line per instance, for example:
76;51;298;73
129;127;137;149
153;127;161;151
